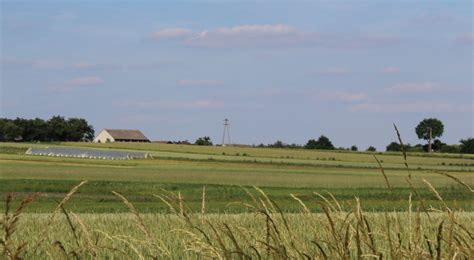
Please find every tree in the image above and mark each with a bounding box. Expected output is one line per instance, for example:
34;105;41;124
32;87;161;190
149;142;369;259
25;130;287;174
47;116;67;141
460;138;474;154
422;139;444;152
272;140;284;148
195;136;213;146
66;118;95;141
0;120;22;141
305;135;335;150
366;146;377;152
415;118;444;152
386;142;401;152
350;145;358;151
0;116;94;142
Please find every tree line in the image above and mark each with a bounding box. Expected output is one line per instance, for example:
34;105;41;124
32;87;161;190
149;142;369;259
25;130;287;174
1;116;472;154
250;118;474;154
0;116;94;142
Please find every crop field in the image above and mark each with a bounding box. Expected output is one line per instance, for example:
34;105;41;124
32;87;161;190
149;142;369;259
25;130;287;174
0;142;473;213
0;142;473;258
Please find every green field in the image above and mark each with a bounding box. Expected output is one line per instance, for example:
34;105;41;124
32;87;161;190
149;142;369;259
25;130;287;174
0;142;472;213
1;142;473;258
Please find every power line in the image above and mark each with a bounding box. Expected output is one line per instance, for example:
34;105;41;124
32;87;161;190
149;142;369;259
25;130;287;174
222;118;231;146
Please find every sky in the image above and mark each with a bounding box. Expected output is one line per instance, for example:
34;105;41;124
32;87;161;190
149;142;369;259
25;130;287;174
1;0;473;150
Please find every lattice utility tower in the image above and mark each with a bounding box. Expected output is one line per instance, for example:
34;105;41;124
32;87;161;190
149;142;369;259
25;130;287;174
222;118;231;146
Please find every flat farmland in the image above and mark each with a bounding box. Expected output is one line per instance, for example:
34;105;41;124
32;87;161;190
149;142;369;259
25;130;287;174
0;142;472;213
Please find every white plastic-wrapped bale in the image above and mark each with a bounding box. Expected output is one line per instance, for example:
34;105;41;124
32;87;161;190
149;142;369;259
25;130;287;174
27;147;148;160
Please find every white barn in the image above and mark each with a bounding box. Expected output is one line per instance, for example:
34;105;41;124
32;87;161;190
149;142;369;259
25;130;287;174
93;129;150;143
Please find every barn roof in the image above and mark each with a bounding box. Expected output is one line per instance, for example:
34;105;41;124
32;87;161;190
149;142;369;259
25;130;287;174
104;129;149;141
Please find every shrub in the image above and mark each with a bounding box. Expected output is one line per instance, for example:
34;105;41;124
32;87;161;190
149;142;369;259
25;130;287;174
194;136;213;146
440;144;460;154
366;146;376;152
386;142;401;152
460;138;474;154
305;135;335;150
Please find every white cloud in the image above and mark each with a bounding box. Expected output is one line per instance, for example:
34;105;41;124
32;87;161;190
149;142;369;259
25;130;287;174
152;28;194;40
314;67;349;76
386;82;436;93
412;14;455;24
455;33;474;45
67;76;103;86
211;24;295;35
320;91;368;102
151;24;398;49
351;102;470;113
177;79;223;87
1;58;169;71
115;100;223;110
382;67;400;74
49;76;104;92
50;12;77;21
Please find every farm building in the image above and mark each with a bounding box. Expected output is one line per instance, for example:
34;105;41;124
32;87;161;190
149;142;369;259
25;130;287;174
93;129;150;143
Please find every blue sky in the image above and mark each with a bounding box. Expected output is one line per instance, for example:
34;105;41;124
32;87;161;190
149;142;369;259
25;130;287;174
1;0;472;149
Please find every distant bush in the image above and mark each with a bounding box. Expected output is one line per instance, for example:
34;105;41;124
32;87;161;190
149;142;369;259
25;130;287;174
422;139;445;152
350;145;358;151
460;138;474;154
366;146;376;152
386;142;401;152
305;135;335;150
195;136;213;146
440;144;461;154
257;141;302;149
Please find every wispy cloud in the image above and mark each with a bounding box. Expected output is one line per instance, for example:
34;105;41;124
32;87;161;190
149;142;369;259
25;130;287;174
152;28;194;40
382;67;400;74
351;102;470;113
50;12;77;22
177;79;223;87
151;24;399;49
411;14;455;24
1;58;169;71
313;67;349;76
115;100;223;110
386;82;436;93
49;76;104;92
455;33;474;45
320;91;368;102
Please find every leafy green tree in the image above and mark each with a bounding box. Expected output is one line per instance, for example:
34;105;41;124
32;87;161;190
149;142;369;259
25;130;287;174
386;142;401;152
195;136;213;146
366;146;376;152
1;116;94;142
415;118;444;152
305;135;335;150
350;145;358;151
66;118;95;141
272;140;284;148
47;116;67;141
29;118;48;141
0;120;22;141
460;138;474;154
423;139;444;152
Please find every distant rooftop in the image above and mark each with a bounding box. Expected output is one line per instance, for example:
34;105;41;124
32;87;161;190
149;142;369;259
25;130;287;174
104;129;149;141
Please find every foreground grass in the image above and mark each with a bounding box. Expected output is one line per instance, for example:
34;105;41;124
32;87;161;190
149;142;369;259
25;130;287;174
2;186;473;259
